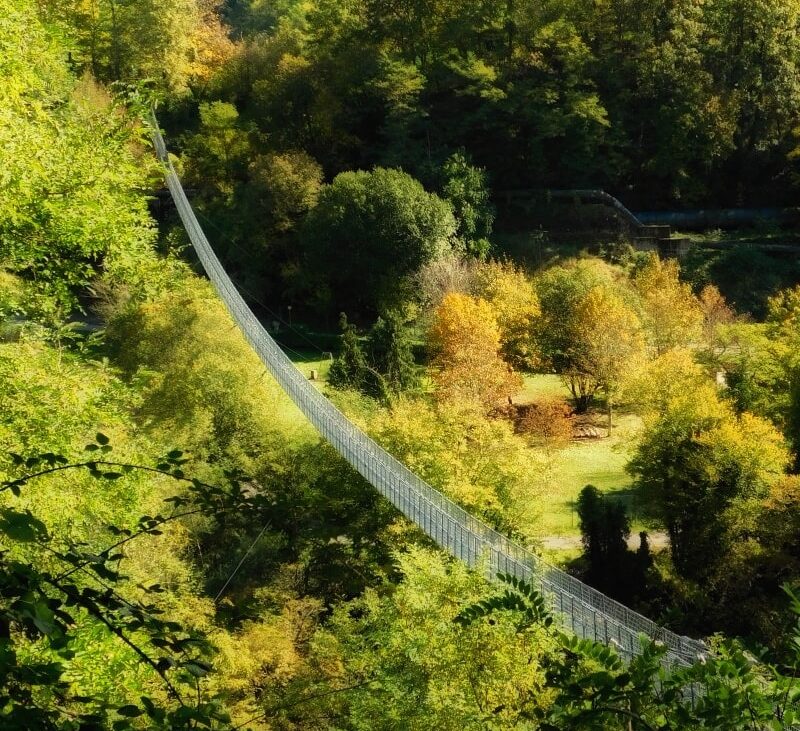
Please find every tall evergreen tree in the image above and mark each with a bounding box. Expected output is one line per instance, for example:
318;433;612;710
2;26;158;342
328;313;370;391
367;311;418;394
576;485;632;598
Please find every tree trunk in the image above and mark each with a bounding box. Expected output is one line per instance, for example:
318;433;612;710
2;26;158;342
110;0;121;80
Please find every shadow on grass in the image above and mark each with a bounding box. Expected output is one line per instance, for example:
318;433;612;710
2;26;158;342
565;484;660;531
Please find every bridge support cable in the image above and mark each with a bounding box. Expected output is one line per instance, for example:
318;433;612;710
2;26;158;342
149;114;706;669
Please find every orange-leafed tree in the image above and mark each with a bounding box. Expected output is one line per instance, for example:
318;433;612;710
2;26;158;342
429;292;521;410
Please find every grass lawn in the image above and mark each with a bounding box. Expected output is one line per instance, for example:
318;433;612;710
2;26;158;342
285;347;334;389
517;373;569;403
535;413;643;537
516;375;649;539
279;356;648;546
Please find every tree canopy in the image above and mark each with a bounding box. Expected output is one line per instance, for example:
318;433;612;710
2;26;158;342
300;168;459;317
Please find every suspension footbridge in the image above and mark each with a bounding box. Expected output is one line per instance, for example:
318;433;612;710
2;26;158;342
149;114;706;670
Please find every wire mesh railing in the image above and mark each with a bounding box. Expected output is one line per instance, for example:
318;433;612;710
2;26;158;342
149;114;706;669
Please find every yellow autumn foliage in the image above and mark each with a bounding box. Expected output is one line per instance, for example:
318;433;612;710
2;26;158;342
697;412;790;492
429;292;521;409
574;284;645;392
626;347;723;420
368;398;541;532
211;597;323;729
475;260;540;369
186;0;236;84
633;255;703;354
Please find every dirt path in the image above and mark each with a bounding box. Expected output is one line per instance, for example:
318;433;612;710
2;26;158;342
541;531;670;551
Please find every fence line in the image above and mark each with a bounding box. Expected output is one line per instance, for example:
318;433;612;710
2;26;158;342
149;114;706;669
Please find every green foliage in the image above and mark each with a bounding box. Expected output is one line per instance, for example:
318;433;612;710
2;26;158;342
534;260;629;412
577;486;627;574
629;398;789;580
363;398;540;536
0;337;136;464
224;0;309;35
439;151;495;259
715;322;791;425
204;0;800;209
245;150;323;235
12;2;800;725
328;314;372;394
300;168;459;316
366;311;419;394
0;2;174;320
576;485;648;602
104;281;314;462
454;572;554;631
41;0;231;92
683;245;793;319
302;548;556;730
456;573;800;730
0;443;261;730
329;311;418;402
181;102;252;203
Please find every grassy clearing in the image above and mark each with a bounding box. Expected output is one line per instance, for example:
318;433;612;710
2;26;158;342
281;351;646;546
517;373;570;403
533;413;643;537
515;375;648;539
286;347;334;390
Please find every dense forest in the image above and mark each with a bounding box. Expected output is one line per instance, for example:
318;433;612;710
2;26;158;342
4;0;800;729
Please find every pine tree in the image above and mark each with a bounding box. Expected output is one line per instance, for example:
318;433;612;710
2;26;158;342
367;311;418;393
328;314;369;390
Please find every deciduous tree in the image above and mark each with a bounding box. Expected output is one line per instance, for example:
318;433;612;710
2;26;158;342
429;293;521;410
40;0;232;91
633;255;703;355
301;168;459;317
245;150;323;235
0;4;165;318
181;102;251;203
534;260;618;411
572;284;645;431
475;259;540;370
629;400;788;579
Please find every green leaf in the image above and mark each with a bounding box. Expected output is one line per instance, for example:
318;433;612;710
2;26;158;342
156;657;175;672
96;433;110;445
116;705;143;717
32;602;57;635
182;660;211;677
0;508;49;543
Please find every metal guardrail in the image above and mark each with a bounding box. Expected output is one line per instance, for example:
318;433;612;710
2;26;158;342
149;114;706;669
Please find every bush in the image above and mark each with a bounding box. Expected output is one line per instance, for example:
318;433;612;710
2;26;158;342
520;397;573;447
